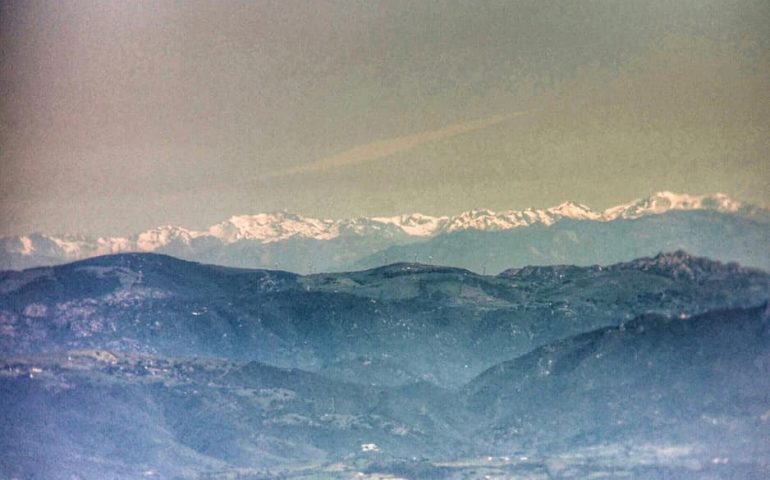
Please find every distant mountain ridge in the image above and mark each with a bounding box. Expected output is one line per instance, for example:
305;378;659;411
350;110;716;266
357;209;770;273
1;192;767;272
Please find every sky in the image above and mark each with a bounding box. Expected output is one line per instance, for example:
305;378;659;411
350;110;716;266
1;0;768;236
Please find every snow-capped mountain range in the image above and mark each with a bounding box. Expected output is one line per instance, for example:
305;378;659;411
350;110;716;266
1;192;767;272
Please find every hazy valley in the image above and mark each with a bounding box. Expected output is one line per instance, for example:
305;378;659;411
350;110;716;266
1;251;768;478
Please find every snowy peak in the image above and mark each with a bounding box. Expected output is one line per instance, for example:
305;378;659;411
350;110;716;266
443;202;603;232
601;192;743;220
6;234;131;259
547;201;602;220
370;213;450;237
445;209;527;232
135;226;201;251
208;213;339;243
1;192;764;268
209;213;416;243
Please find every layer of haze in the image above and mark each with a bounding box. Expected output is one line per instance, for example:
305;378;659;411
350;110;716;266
1;0;768;236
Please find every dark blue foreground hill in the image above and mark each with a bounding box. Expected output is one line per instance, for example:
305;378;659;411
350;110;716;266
1;251;768;387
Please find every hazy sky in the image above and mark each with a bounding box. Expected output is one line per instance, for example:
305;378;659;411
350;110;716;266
1;0;768;236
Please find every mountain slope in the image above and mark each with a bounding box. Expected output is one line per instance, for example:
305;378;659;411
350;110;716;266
0;352;468;479
463;304;770;458
1;251;768;387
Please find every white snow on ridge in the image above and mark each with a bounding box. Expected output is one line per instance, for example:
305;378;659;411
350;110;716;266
601;192;742;220
136;226;203;251
3;192;759;259
208;213;340;243
548;201;602;221
445;209;521;232
371;213;450;237
19;236;34;255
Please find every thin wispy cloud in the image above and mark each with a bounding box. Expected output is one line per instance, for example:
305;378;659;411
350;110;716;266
263;110;535;179
146;110;536;204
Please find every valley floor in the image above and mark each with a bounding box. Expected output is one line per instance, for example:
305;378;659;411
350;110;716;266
188;444;770;480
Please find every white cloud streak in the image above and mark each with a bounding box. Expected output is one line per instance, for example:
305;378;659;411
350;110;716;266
263;110;535;179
